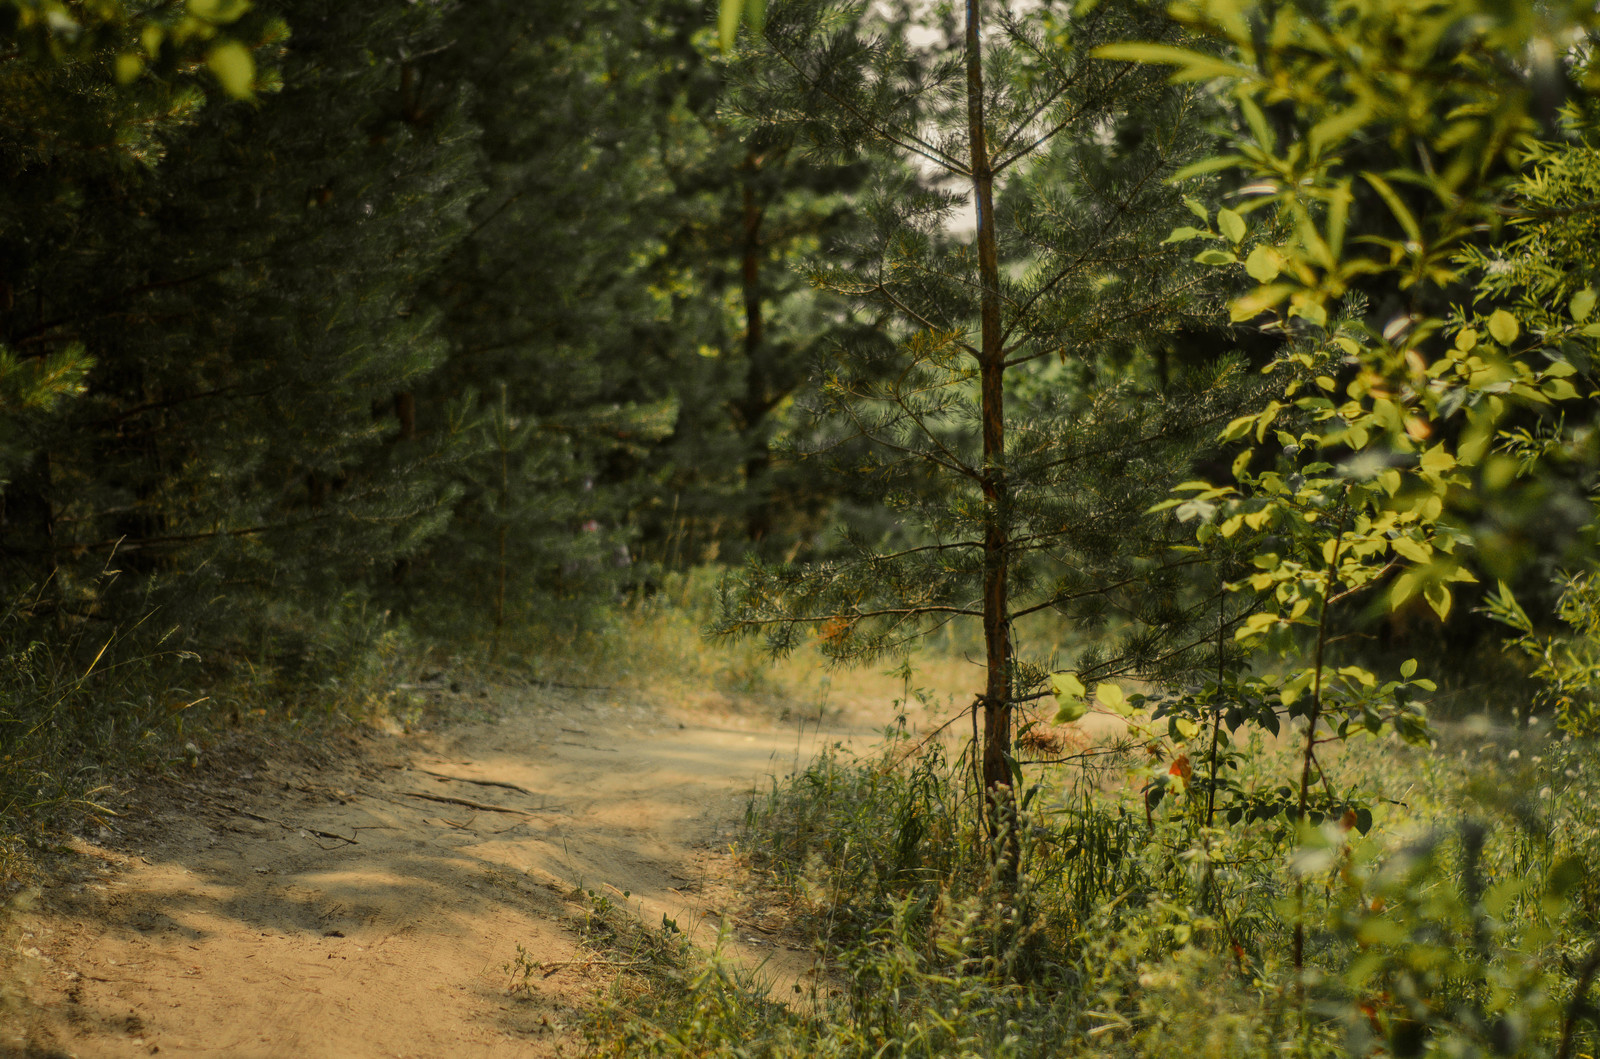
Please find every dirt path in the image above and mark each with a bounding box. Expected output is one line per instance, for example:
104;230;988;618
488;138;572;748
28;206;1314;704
4;681;896;1059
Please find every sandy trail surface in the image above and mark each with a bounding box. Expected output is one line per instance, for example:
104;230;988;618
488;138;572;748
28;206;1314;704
4;680;902;1059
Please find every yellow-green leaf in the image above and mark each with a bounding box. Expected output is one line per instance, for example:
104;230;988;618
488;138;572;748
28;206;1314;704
1362;173;1421;244
1392;536;1432;564
1173;717;1199;741
1093;42;1248;82
1391;571;1420;609
1573;288;1597;323
1418;445;1456;476
1096;682;1129;715
206;40;254;98
1487;309;1520;347
1220;415;1255;442
1245;245;1281;282
1162;226;1206;244
1217;208;1246;244
1051;672;1088;723
1289;296;1328;328
1424;581;1452;621
719;0;744;49
1255;401;1281;443
1309;103;1372;158
1229;284;1292;322
1544;378;1581;401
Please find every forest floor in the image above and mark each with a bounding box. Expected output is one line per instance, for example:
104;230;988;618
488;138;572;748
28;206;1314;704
0;672;935;1059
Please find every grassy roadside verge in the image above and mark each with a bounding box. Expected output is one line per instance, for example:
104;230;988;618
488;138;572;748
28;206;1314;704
581;718;1600;1058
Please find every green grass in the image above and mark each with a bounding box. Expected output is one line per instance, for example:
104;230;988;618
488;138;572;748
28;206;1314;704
585;710;1600;1059
0;587;436;886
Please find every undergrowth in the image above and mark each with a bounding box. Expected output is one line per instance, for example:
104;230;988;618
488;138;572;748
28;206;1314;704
0;585;431;887
586;721;1600;1058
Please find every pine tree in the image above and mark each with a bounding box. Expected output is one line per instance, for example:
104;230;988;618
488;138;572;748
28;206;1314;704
629;59;876;562
1;0;482;666
716;0;1255;846
0;0;275;576
400;0;693;637
406;0;877;643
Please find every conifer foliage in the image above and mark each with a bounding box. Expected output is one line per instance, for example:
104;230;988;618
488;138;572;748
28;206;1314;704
0;0;481;662
716;0;1255;820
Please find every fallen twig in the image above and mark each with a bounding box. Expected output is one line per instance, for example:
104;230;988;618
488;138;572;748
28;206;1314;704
218;804;358;845
392;764;540;796
400;790;540;815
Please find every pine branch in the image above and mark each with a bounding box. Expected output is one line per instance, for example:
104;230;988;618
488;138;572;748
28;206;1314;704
998;150;1173;350
992;61;1141;175
766;32;971;176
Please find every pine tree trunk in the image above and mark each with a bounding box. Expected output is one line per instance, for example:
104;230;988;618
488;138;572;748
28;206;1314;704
740;167;774;544
966;0;1014;846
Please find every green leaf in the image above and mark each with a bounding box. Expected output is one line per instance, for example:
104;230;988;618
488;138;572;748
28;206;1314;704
1217;208;1246;244
1418;446;1456;476
1307;102;1371;158
1194;249;1237;266
1093;43;1247;82
1424;581;1452;621
1487;309;1520;346
1543;378;1581;401
1170;155;1247;183
206;41;255;98
1051;672;1088;723
1096;682;1130;715
1162;226;1206;244
1400;658;1417;679
1229;284;1292;321
719;0;744;50
1238;96;1273;151
1391;570;1420;609
1392;537;1432;564
1245;245;1280;282
1572;288;1597;323
1325;178;1352;258
1361;173;1421;245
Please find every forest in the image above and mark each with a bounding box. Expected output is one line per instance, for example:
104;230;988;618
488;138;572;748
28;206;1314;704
4;0;1600;1055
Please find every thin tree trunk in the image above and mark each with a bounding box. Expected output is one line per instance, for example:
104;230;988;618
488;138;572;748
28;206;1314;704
740;163;774;544
966;0;1014;858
